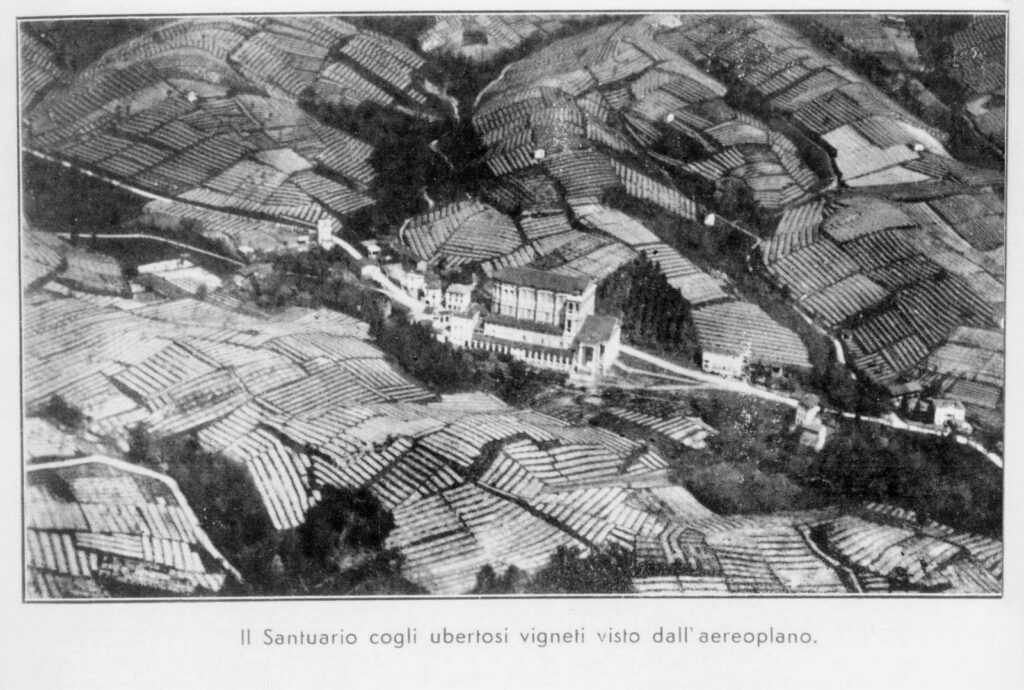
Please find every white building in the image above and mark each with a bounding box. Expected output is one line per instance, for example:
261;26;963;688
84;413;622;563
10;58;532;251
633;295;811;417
474;266;620;382
701;344;750;378
384;262;427;299
570;315;622;385
488;266;595;348
360;239;382;259
444;283;473;312
134;258;222;297
793;393;828;452
316;218;338;249
933;399;967;428
424;272;443;308
438;306;481;348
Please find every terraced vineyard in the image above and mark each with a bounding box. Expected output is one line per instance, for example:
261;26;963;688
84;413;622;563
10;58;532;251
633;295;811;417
22;233;1002;595
20;13;1004;598
23;17;448;257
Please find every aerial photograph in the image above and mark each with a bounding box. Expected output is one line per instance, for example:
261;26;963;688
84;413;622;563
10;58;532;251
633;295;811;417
20;13;1005;598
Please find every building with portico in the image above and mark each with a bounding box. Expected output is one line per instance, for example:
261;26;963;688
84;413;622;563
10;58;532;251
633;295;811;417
472;266;620;383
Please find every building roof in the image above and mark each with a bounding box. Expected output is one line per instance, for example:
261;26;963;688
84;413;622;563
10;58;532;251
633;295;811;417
485;313;564;336
703;343;749;358
492;266;591;295
575;315;620;345
446;283;474;295
886;381;923;397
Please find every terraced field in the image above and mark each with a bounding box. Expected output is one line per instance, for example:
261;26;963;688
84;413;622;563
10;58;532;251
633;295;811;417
26;454;238;597
20;14;1004;597
22;235;1001;595
758;193;1003;410
22;17;447;257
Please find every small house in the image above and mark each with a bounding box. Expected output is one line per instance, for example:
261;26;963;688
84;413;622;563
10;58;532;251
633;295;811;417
933;399;966;428
424;271;443;308
444;282;474;313
570;315;622;384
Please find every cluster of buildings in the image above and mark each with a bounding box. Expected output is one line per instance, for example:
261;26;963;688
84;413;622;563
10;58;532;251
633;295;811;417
383;259;622;386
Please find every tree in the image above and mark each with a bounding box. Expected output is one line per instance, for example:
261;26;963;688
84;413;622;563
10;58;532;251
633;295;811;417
471;564;528;594
41;395;85;428
126;423;154;465
528;545;634;594
298;486;395;567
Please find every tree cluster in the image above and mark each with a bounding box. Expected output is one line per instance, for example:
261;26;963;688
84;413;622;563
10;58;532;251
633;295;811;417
599;253;697;352
40;395;85;429
124;431;422;595
373;316;483;393
812;423;1002;536
473;545;636;595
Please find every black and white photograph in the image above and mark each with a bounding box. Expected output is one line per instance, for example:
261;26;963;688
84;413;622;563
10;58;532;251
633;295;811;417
17;10;1009;601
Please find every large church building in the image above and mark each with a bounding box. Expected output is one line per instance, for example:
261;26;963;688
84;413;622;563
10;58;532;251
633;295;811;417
476;266;620;383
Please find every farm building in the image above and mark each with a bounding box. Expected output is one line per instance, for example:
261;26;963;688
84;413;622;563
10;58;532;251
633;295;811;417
135;258;222;298
57;248;128;296
701;344;750;378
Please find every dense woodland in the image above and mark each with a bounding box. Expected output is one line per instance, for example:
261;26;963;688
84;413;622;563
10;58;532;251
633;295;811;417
597;389;1001;537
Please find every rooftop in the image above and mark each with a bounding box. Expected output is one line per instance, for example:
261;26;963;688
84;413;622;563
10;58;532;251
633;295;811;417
492;266;591;295
575;315;620;345
485;312;564;336
446;283;474;295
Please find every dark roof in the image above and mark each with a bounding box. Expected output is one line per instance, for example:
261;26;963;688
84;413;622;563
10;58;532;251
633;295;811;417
575;315;620;345
886;381;923;397
485;313;564;336
492;266;591;295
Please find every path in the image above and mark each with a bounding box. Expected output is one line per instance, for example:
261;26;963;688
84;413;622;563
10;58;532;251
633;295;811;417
617;345;1003;468
55;232;245;266
618;344;799;407
835;411;1003;469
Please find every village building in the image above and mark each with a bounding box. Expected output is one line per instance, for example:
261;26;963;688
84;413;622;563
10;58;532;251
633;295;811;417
444;282;474;312
424;271;443;308
886;380;924;414
316;218;337;249
792;393;829;452
701;343;751;378
384;262;426;299
134;258;223;298
437;305;482;348
933;398;967;429
360;239;382;260
570;315;622;384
